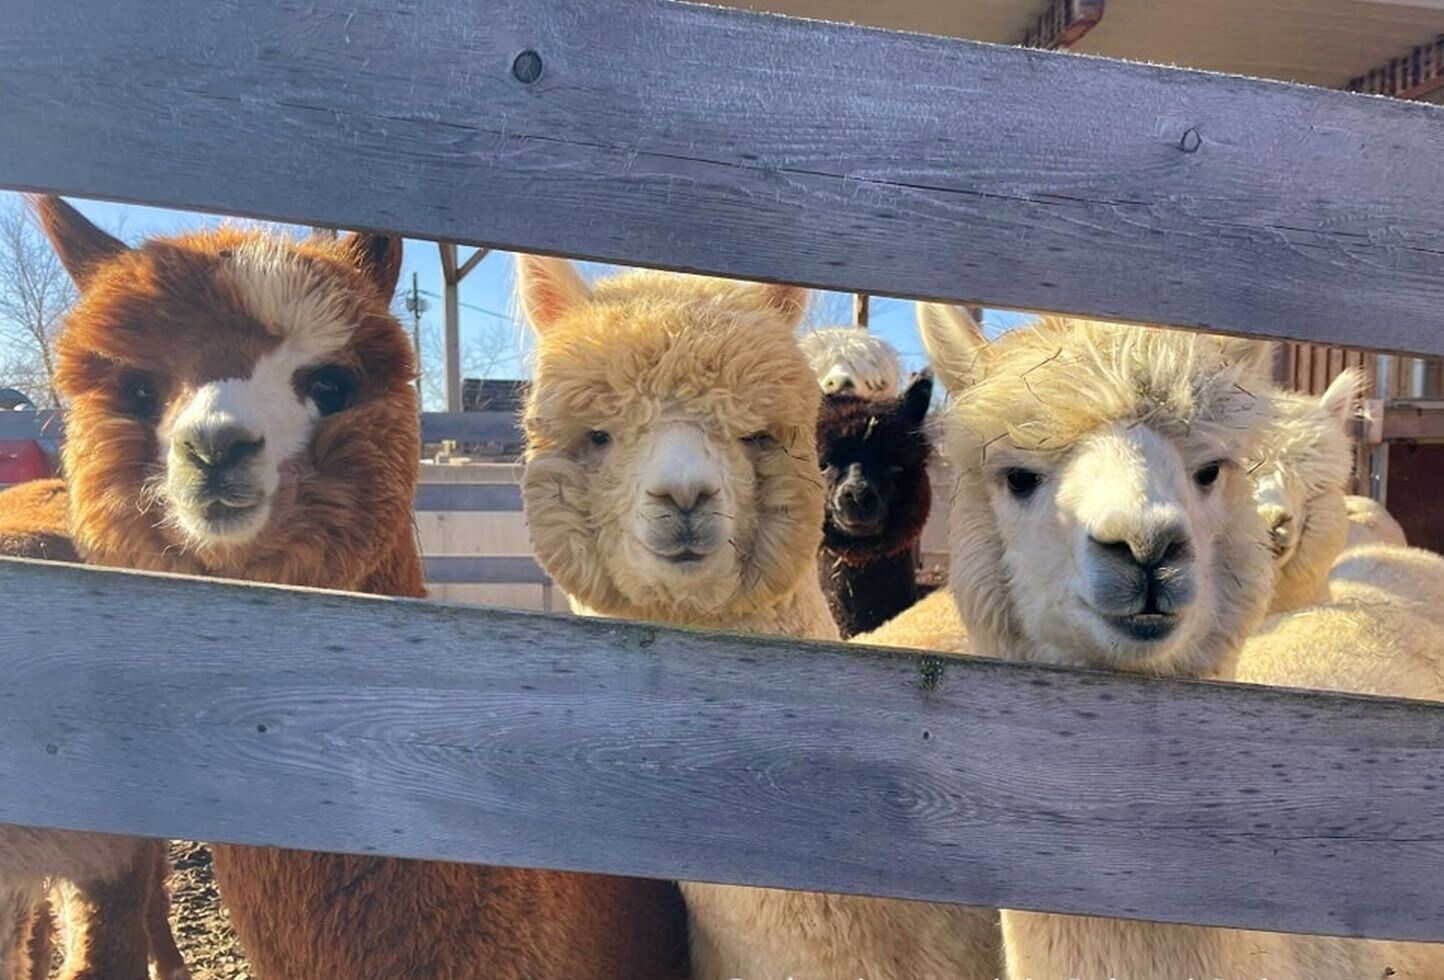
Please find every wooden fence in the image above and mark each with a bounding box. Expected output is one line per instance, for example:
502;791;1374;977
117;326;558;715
4;0;1444;945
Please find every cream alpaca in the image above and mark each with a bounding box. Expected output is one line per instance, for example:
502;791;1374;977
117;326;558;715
1252;370;1364;613
518;258;998;980
799;325;903;398
917;305;1444;979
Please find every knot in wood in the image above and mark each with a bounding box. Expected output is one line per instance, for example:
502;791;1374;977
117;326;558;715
512;49;544;84
1178;127;1202;153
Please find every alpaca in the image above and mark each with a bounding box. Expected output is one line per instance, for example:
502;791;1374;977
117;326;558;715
1239;541;1444;702
798;326;902;398
1344;493;1407;549
0;478;188;980
816;372;935;637
518;257;999;980
1252;370;1364;613
916;305;1444;979
850;584;970;654
8;199;689;980
0;478;78;563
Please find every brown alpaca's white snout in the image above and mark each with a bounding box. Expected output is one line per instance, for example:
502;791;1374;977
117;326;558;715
632;423;732;568
164;360;319;546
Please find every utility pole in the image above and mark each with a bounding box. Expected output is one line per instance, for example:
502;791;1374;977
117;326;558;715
854;293;870;328
404;272;428;399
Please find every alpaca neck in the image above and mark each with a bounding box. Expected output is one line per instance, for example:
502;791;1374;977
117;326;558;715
358;521;428;599
819;545;918;639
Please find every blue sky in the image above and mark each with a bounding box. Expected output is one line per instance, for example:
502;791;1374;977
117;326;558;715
6;191;1035;408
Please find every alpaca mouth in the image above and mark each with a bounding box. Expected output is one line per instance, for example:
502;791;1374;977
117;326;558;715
662;550;709;564
831;513;884;537
1100;611;1179;643
172;493;270;543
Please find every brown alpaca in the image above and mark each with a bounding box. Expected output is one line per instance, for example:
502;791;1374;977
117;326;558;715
12;199;689;980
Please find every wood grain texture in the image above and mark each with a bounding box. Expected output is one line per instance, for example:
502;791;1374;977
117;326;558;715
4;557;1444;940
414;483;524;513
422;554;549;584
2;1;1444;353
420;412;521;446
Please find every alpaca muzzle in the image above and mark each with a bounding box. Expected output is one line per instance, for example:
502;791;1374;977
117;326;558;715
167;421;272;543
1084;529;1196;642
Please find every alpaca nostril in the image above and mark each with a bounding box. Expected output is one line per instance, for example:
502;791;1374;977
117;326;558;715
1090;530;1191;570
648;485;718;515
179;426;265;472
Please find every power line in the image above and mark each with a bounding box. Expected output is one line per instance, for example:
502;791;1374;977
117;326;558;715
415;288;518;323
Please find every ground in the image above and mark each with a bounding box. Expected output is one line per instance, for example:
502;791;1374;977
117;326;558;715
165;841;253;979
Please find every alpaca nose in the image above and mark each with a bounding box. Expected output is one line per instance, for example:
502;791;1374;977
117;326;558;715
647;480;719;515
839;478;879;514
822;371;857;395
1088;525;1192;572
178;424;266;473
1260;505;1294;553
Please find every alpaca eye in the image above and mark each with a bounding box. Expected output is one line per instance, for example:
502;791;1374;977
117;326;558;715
302;366;356;417
587;430;611;448
742;431;775;449
117;372;160;421
1004;468;1041;500
1194;461;1223;489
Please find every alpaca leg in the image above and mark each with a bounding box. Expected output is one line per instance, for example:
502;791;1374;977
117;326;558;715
143;844;188;980
0;882;45;980
53;849;151;980
24;899;53;980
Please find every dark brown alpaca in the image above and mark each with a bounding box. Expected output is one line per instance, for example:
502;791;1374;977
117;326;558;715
816;372;935;638
3;198;689;980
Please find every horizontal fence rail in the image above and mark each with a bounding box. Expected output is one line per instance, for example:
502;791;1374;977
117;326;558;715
2;1;1444;354
4;557;1444;941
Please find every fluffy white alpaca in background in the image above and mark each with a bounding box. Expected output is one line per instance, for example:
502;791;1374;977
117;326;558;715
916;305;1444;979
799;325;903;398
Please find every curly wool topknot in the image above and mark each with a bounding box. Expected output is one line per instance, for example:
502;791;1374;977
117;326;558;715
943;318;1278;471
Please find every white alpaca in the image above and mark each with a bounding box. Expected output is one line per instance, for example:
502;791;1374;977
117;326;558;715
1252;370;1364;613
1344;494;1407;549
799;326;903;399
917;305;1444;979
518;259;998;980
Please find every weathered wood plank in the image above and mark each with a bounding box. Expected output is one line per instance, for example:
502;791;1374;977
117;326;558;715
4;558;1444;940
414;483;524;513
420;412;522;447
3;2;1444;354
423;554;549;584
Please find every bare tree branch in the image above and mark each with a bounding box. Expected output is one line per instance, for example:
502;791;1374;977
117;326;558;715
0;198;77;407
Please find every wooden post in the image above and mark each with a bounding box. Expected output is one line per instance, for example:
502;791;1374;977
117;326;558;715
437;244;492;413
853;293;869;328
438;243;463;413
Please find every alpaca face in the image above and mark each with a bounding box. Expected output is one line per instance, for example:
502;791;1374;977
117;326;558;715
519;257;824;623
1250;371;1361;569
817;374;933;557
37;197;418;587
987;421;1244;671
919;308;1278;678
799;328;902;399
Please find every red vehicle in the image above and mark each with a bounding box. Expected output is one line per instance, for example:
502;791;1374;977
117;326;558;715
0;388;56;488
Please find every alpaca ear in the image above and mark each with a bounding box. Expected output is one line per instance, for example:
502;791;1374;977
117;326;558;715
902;370;934;425
917;303;986;392
1319;368;1366;431
753;283;810;330
1219;337;1276;378
339;233;403;300
30;195;129;288
517;255;592;334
